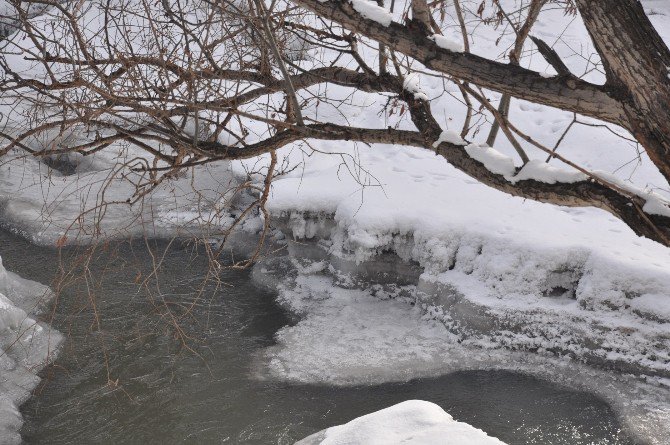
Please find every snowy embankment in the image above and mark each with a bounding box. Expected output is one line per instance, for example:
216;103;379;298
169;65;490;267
0;148;241;245
0;255;62;444
296;401;506;445
263;151;670;378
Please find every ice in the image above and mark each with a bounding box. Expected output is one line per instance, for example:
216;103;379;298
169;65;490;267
0;254;62;444
254;255;670;444
258;271;460;384
296;400;506;445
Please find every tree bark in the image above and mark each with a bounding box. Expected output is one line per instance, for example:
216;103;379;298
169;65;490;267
576;0;670;184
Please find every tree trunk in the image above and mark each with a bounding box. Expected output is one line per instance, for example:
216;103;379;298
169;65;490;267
577;0;670;183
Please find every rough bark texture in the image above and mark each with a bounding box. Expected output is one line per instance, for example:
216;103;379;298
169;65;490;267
576;0;670;184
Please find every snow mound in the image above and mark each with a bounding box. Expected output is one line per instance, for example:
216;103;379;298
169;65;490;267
0;254;62;444
296;400;506;445
511;159;587;184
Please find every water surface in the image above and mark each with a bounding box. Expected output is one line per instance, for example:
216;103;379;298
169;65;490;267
0;229;633;444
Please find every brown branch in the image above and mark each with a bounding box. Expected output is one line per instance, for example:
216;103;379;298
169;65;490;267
530;35;572;76
291;0;626;127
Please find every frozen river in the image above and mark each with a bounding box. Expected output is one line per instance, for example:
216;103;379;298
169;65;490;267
0;229;632;444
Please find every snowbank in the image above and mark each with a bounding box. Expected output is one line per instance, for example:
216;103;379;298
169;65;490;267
0;255;62;444
0;148;239;245
296;400;506;445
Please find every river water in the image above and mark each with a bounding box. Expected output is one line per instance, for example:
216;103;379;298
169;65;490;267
0;229;633;444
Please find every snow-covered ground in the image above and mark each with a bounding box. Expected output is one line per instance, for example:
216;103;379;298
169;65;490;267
0;147;240;245
0;0;669;444
0;255;62;444
296;400;506;445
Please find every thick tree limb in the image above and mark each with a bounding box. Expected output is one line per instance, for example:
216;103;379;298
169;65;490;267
291;0;627;126
192;114;670;246
575;0;670;183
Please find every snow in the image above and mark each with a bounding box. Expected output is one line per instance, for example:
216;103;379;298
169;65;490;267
511;159;587;184
433;130;467;148
592;170;670;218
349;0;392;27
296;400;506;445
403;73;429;101
430;34;464;53
643;195;670;218
255;256;670;444
463;143;516;177
0;148;238;245
630;293;670;321
0;255;62;445
461;148;587;184
1;1;670;443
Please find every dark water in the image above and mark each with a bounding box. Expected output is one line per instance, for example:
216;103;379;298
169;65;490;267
0;229;634;444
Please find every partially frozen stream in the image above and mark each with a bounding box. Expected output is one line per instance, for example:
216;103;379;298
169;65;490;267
0;229;633;444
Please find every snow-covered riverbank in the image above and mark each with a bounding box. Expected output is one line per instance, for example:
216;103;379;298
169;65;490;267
0;255;62;444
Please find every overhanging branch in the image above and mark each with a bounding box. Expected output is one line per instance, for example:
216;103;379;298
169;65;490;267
291;0;627;127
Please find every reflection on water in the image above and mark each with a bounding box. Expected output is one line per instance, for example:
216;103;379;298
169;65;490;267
0;229;632;444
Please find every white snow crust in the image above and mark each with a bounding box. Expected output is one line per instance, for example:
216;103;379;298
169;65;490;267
430;34;465;53
350;0;392;27
433;130;467;148
295;400;506;445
